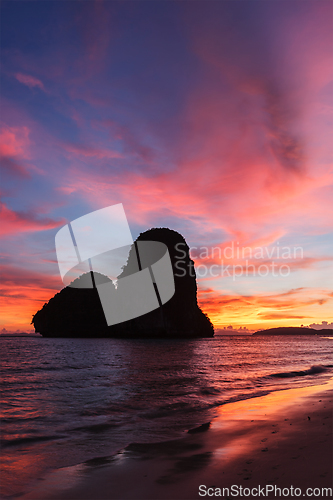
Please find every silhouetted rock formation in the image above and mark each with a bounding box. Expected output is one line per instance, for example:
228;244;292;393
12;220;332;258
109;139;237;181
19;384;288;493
32;228;214;338
253;327;333;336
32;273;112;337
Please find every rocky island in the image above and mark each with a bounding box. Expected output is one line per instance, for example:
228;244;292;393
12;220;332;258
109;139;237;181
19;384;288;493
253;327;333;336
32;228;214;338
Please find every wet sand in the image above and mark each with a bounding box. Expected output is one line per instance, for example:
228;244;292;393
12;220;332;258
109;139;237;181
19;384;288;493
20;379;332;500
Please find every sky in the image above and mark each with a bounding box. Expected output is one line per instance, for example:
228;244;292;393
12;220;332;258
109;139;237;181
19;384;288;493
1;0;332;333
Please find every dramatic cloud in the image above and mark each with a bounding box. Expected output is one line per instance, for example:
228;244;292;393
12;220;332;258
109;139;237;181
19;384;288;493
1;1;332;330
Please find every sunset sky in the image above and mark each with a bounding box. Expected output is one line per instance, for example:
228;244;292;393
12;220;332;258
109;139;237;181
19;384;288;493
1;1;332;332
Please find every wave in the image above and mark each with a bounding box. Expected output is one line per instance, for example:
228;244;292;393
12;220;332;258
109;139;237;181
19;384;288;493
1;433;67;448
199;386;221;396
71;422;120;434
269;364;331;379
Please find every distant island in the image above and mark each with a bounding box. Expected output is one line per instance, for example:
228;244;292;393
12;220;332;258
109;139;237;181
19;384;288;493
32;228;214;338
253;327;333;336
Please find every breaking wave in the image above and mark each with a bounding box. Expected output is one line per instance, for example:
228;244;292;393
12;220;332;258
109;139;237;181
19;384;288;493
269;364;332;379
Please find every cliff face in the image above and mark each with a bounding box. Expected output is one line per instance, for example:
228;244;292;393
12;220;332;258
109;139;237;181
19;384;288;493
32;228;214;338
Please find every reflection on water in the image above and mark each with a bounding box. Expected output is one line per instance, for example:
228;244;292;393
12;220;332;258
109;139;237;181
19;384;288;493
1;335;332;497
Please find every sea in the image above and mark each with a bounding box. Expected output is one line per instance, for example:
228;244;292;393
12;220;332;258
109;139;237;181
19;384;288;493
1;334;332;498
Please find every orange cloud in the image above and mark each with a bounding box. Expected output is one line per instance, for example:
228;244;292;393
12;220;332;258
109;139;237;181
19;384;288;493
257;313;309;320
197;287;333;329
0;265;61;331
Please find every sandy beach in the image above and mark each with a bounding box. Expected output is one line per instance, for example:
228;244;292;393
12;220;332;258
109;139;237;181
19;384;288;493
19;379;332;500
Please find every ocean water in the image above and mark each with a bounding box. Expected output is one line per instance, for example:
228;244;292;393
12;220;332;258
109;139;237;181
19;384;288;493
1;334;332;498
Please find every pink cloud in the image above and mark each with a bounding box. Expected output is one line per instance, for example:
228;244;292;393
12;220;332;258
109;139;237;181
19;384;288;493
0;201;65;236
0;264;60;291
0;125;30;158
22;4;330;248
58;146;332;244
54;23;331;239
15;73;45;91
64;143;123;160
0;125;31;178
